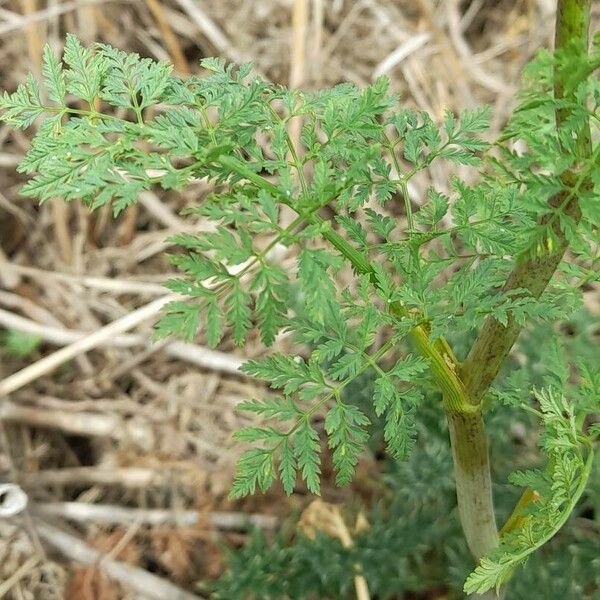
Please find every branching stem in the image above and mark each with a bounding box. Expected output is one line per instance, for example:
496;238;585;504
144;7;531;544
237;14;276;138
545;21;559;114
461;0;592;403
448;3;592;598
217;154;477;416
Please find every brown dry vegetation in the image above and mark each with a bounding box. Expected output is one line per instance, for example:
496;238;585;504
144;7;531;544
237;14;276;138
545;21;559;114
0;1;599;598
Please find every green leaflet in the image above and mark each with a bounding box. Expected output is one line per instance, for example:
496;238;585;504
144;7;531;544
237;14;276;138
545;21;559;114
464;388;595;595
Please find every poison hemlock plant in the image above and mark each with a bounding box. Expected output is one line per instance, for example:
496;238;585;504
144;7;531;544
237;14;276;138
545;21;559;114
1;0;599;595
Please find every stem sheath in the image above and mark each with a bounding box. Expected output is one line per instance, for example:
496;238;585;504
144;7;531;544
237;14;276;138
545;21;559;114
447;412;498;560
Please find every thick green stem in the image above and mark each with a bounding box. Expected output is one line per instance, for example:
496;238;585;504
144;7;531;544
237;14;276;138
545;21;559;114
461;0;592;403
447;2;592;597
448;412;498;559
